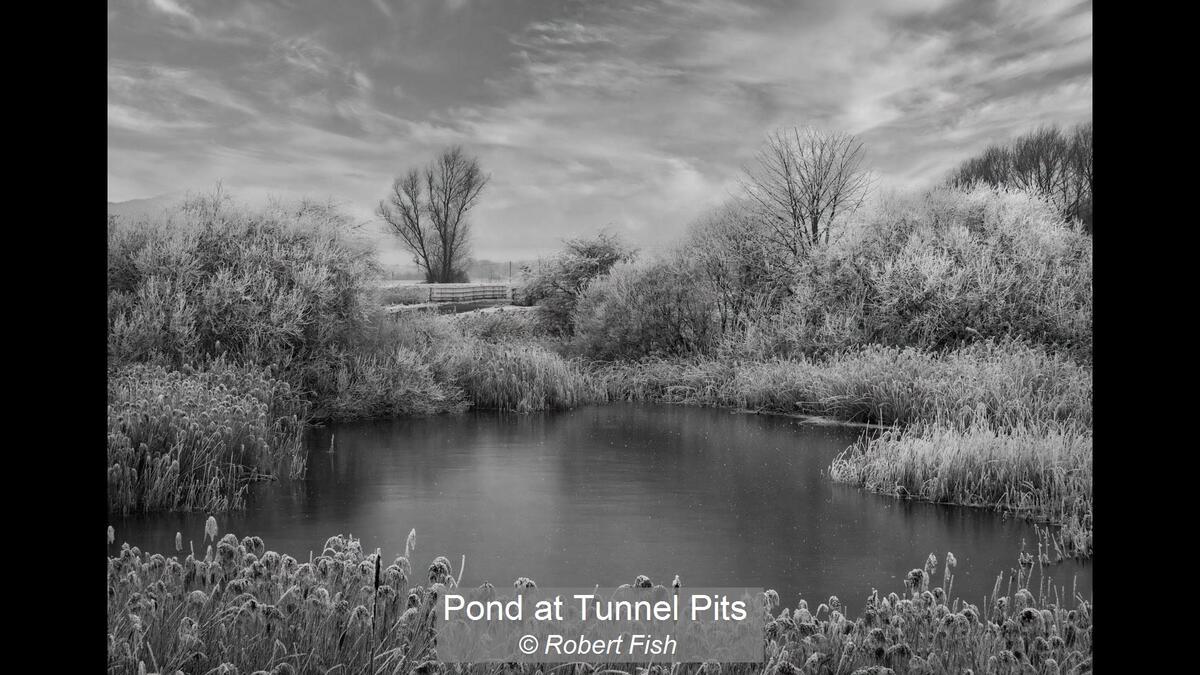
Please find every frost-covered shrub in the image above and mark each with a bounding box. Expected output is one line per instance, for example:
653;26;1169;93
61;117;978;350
724;185;1092;359
107;197;377;372
573;257;718;360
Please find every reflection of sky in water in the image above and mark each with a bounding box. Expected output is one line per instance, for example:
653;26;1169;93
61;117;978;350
115;404;1092;610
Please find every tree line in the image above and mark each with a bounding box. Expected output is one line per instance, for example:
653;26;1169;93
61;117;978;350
378;120;1092;284
947;121;1093;233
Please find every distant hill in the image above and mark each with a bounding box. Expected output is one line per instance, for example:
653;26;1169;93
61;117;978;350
467;259;533;282
107;193;185;221
378;259;536;282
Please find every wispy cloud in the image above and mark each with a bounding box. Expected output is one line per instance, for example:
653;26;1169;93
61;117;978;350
109;0;1092;261
148;0;196;23
369;0;394;20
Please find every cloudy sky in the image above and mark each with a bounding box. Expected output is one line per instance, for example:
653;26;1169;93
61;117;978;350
108;0;1092;262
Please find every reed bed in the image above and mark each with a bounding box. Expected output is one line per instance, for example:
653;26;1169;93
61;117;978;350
107;361;308;513
304;345;468;421
830;424;1093;558
754;551;1092;675
107;530;437;674
106;529;1092;674
449;342;602;412
596;340;1091;431
302;313;596;416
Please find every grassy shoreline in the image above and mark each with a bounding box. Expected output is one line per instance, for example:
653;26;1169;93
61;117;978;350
107;316;1093;555
830;423;1093;558
580;340;1093;556
593;340;1090;430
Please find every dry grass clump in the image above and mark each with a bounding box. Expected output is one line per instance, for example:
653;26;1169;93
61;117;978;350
301;311;597;415
450;306;546;344
596;358;735;405
831;423;1093;558
107;530;1092;674
107;361;308;513
731;340;1091;430
597;339;1091;431
303;337;468;421
304;311;483;417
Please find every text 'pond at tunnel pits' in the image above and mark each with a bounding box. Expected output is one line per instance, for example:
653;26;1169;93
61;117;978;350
113;403;1092;609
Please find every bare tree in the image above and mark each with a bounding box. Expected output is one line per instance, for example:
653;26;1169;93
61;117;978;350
952;145;1011;187
378;146;490;282
740;127;872;258
1008;126;1070;203
1068;122;1093;232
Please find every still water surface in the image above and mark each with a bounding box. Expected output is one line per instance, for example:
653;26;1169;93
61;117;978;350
115;404;1092;609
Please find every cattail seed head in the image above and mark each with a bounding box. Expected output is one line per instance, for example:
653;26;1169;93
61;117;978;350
405;528;417;558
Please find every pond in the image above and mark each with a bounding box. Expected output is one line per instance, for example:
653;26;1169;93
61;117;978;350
113;403;1092;609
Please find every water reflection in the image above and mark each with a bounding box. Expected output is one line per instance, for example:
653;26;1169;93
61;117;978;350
114;404;1092;609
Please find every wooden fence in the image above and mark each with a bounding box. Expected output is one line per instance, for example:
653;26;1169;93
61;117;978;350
386;283;513;303
430;283;511;302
